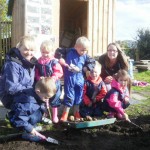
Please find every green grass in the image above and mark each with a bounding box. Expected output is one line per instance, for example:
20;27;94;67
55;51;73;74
133;70;150;82
126;97;150;117
127;70;150;117
132;70;150;91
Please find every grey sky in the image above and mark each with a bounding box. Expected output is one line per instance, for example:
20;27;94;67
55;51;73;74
116;0;150;41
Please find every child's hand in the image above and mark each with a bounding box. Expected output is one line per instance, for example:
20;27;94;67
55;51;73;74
31;128;46;140
59;58;69;67
124;97;129;104
69;64;80;72
123;113;130;122
92;98;97;103
87;102;92;107
104;76;113;84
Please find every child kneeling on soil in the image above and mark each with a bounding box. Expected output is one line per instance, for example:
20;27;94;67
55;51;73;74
79;61;107;120
102;69;131;121
10;77;56;142
55;36;95;122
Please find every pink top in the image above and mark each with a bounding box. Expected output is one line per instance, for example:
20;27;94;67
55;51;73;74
107;79;129;115
35;56;63;82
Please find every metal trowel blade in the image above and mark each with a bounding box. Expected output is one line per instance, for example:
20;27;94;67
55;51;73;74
46;137;59;145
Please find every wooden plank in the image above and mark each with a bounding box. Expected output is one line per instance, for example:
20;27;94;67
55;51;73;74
112;0;116;42
102;0;109;52
87;0;93;57
136;65;150;69
140;60;150;64
92;0;99;56
63;118;116;129
0;132;22;141
107;0;112;44
98;0;103;55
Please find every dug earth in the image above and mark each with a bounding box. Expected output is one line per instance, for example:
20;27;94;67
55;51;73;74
0;115;150;150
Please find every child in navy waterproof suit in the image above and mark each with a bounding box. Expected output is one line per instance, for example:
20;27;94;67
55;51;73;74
80;61;107;120
35;40;63;123
55;36;95;122
21;77;57;142
0;36;56;142
102;69;131;121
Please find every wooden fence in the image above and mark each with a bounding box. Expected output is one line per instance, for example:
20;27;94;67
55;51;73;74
0;21;12;68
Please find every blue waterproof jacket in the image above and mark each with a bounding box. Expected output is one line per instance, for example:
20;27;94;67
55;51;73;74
55;48;95;107
0;48;44;132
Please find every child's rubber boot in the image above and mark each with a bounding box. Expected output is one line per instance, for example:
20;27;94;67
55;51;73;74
60;112;68;122
74;111;81;120
52;107;59;123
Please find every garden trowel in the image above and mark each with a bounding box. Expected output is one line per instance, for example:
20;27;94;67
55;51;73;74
46;137;59;145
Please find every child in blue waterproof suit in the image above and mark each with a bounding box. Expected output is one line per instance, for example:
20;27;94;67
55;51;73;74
0;36;56;142
55;36;95;121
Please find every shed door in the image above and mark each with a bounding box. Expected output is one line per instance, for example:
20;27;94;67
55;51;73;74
59;0;88;48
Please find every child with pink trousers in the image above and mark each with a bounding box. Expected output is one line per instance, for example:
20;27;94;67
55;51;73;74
102;69;131;121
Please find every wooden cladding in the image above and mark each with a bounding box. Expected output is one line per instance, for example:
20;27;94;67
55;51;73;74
11;0;115;57
88;0;115;56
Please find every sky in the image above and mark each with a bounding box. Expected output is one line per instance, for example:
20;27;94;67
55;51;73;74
116;0;150;41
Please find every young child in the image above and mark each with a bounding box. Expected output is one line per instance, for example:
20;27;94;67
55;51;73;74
35;40;63;123
102;69;131;122
79;61;107;120
55;36;95;122
21;77;57;142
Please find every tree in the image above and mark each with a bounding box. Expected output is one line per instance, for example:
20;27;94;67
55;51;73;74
0;0;10;22
136;28;150;60
0;0;12;68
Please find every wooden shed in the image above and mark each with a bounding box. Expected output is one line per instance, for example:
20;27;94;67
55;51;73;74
10;0;116;57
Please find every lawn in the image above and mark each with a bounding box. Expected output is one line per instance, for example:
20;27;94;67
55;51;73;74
127;70;150;117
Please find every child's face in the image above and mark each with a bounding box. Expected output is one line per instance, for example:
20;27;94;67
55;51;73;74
118;77;128;88
75;45;88;56
19;45;35;61
36;91;53;102
41;48;53;58
90;67;101;80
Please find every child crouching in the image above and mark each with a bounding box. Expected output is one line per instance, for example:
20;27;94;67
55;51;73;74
10;77;56;142
80;61;107;120
102;69;131;122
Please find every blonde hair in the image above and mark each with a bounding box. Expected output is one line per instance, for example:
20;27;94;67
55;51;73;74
16;35;36;51
75;36;90;48
105;43;129;70
40;40;54;52
115;69;131;94
35;77;56;96
86;61;101;78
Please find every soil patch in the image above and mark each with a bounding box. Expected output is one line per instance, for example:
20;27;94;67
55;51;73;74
0;115;150;150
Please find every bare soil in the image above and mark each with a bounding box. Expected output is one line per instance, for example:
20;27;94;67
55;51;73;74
0;115;149;150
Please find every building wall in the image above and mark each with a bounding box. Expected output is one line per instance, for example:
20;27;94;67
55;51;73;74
11;0;115;56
